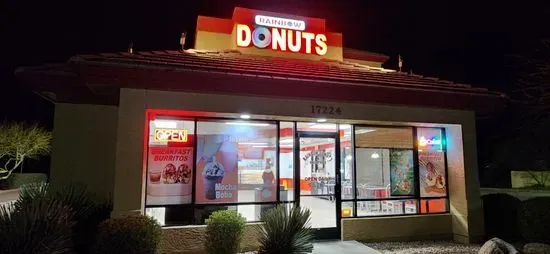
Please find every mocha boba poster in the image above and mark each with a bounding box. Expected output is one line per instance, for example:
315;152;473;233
195;134;239;204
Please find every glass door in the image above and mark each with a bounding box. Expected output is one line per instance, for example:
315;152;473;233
296;132;341;239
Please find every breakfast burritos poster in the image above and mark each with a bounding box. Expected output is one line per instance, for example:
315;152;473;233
146;146;193;205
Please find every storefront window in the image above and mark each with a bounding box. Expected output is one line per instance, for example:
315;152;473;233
357;199;417;216
340;124;354;200
146;118;195;206
417;128;447;198
279;122;295;201
195;120;278;204
297;122;337;132
143;112;450;225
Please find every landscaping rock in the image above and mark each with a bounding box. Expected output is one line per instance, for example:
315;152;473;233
478;238;519;254
524;243;550;254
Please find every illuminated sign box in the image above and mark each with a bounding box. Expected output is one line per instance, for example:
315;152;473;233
154;129;188;143
236;14;328;56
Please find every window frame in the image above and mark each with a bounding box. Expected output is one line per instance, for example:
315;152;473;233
144;113;451;226
347;124;450;218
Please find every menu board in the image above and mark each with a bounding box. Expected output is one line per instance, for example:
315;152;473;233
146;146;193;205
419;151;447;197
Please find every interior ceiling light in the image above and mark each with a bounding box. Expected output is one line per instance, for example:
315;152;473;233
226;121;269;127
371;153;380;159
153;120;177;128
317;118;327;123
309;123;337;129
240;114;251;119
239;142;268;145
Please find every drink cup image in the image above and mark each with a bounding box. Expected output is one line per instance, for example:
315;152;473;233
202;156;225;200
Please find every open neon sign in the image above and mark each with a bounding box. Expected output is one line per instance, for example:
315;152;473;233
418;136;442;147
154;128;188;143
236;14;328;56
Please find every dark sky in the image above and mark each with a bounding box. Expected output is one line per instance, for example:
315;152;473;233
1;0;548;125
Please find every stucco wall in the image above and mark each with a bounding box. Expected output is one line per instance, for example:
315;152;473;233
342;214;453;242
113;88;482;242
159;224;261;254
446;124;484;243
51;103;118;199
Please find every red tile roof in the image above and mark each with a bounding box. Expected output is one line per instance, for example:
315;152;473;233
16;49;506;113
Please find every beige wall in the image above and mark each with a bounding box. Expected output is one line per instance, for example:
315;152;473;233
194;31;233;51
51;103;118;199
446;124;485;243
113;88;483;243
342;214;453;242
160;224;261;254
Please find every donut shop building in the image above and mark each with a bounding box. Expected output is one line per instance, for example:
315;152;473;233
17;7;505;252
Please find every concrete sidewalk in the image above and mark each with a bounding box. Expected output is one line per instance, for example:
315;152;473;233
314;240;381;254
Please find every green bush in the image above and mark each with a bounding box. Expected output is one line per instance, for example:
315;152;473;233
481;194;522;242
14;183;113;253
205;210;246;254
257;205;314;254
92;214;162;254
0;173;47;189
518;197;550;243
0;198;75;254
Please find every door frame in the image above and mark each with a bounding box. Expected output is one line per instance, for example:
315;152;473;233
294;130;341;239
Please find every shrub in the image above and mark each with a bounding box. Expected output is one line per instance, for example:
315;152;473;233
0;198;75;254
205;210;246;254
481;193;522;242
518;197;550;243
257;205;314;254
0;173;47;189
14;183;113;253
92;214;162;254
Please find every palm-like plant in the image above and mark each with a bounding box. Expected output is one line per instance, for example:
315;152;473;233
257;205;314;254
0;198;75;254
14;183;112;253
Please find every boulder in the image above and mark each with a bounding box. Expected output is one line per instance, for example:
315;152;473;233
479;238;519;254
524;243;550;254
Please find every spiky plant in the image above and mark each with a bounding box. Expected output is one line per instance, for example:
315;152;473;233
0;198;75;254
14;183;112;253
257;205;314;254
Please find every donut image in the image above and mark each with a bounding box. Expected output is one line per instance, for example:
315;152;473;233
178;164;192;184
252;26;271;48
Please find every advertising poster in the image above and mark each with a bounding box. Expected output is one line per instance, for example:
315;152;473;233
146;146;193;205
390;149;415;196
195;135;239;204
419;151;447;197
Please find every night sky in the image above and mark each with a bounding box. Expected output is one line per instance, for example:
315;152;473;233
1;0;548;172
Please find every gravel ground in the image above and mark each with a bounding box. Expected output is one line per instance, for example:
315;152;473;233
366;241;482;254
